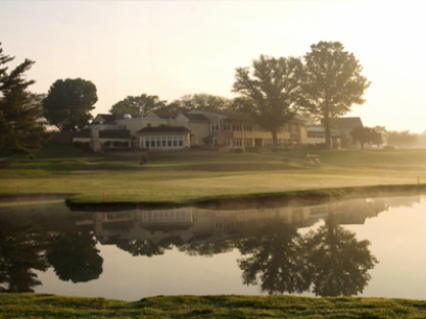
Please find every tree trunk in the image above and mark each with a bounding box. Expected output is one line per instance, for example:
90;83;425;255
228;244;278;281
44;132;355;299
324;122;332;150
324;106;331;150
272;130;278;148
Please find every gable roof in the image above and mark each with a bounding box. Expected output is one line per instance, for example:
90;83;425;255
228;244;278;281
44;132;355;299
188;109;251;120
92;114;122;124
152;110;183;119
183;113;210;122
334;117;363;130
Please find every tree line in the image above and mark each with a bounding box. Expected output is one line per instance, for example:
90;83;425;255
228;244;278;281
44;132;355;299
2;39;421;158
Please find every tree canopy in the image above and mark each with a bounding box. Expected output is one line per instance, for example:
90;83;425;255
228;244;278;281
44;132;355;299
303;41;370;149
350;126;382;150
232;55;305;147
0;44;49;157
109;93;167;118
42;78;97;131
167;93;233;112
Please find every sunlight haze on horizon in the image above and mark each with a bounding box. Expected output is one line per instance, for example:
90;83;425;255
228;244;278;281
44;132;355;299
1;1;426;132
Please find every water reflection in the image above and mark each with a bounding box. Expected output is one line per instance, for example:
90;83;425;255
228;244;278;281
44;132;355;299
238;220;310;294
46;230;103;283
0;195;420;296
0;221;49;292
304;213;378;297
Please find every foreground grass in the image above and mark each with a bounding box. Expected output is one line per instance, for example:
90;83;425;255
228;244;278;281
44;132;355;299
1;293;426;319
1;142;426;205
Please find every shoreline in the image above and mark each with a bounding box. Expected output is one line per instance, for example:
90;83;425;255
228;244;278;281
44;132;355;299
2;184;425;211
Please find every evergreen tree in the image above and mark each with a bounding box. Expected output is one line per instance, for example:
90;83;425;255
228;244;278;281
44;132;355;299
0;44;49;157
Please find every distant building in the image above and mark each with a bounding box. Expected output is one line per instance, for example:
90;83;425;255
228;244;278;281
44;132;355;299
88;109;309;151
306;117;364;149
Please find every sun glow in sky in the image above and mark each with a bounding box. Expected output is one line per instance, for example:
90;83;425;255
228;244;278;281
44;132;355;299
2;1;426;132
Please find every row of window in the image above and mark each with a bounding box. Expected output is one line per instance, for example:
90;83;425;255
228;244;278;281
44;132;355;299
210;122;299;133
224;138;291;147
145;210;191;221
307;134;325;138
144;136;185;148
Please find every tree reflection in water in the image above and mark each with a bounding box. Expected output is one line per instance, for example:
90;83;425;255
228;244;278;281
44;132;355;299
0;221;49;292
238;220;310;294
116;239;171;257
305;213;378;297
46;230;103;283
237;213;378;297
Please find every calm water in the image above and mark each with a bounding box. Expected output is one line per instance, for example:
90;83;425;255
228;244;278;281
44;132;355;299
1;194;426;301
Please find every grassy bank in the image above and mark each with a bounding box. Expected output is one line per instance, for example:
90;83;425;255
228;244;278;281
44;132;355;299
1;142;426;205
1;293;426;318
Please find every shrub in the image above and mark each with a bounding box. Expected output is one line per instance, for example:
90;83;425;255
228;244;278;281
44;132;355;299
112;141;122;147
73;141;83;148
235;148;245;153
103;141;111;147
82;142;90;149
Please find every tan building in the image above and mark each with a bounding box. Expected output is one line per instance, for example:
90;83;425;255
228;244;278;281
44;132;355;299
90;109;308;151
187;109;308;148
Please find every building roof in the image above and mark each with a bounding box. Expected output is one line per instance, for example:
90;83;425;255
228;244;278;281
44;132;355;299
136;126;191;134
152;110;183;119
92;114;122;124
183;113;210;122
334;117;363;130
189;109;251;120
72;130;131;138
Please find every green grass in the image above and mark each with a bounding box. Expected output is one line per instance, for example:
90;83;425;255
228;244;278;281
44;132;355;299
1;142;426;205
1;293;426;318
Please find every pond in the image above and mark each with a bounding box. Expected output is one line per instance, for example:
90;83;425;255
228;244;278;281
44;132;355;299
1;194;426;301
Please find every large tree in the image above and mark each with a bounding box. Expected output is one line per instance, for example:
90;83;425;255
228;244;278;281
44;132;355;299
109;93;167;118
42;78;97;131
166;93;233;112
303;41;370;149
232;55;305;147
0;44;49;157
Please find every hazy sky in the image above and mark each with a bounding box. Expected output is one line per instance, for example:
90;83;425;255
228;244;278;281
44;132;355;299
2;1;426;132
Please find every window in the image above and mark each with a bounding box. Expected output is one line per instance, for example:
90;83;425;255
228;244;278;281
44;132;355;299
225;138;232;147
210;122;219;131
284;124;289;133
143;136;185;148
244;139;253;147
235;138;242;147
233;122;242;131
243;123;252;131
264;139;272;146
292;125;298;134
223;122;232;131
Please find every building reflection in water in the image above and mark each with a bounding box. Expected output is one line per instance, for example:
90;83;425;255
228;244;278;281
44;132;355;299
1;195;419;295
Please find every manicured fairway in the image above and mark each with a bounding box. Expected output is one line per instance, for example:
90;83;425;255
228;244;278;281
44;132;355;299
1;142;426;205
